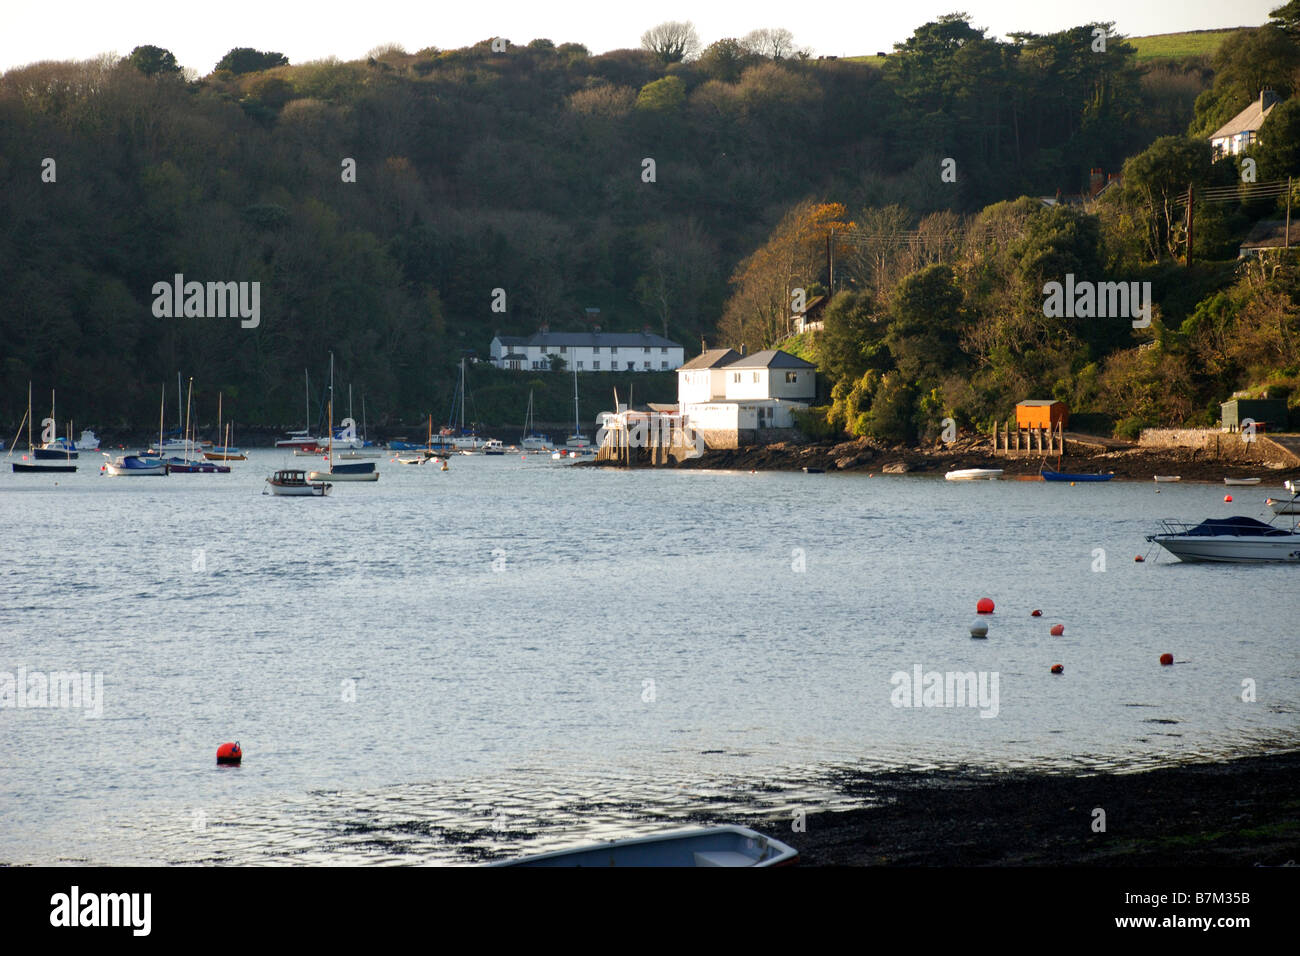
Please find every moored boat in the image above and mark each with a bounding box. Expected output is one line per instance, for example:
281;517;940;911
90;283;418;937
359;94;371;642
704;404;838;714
1224;477;1262;486
1146;515;1300;563
1042;469;1113;482
491;825;798;868
267;469;330;496
103;454;167;476
1153;475;1181;483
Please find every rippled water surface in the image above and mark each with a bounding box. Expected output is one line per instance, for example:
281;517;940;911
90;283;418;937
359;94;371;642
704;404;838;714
1;452;1297;863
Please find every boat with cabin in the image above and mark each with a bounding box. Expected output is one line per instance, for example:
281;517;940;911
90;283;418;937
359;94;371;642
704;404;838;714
267;469;331;496
1146;514;1300;563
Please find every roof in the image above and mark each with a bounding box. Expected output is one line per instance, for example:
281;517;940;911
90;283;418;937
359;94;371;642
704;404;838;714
679;348;741;370
503;331;682;349
724;349;817;370
1210;93;1280;141
1239;220;1292;251
1017;399;1065;407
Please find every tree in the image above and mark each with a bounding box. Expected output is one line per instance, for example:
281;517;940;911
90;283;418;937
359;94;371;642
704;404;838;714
1254;98;1300;178
697;38;753;82
635;75;686;112
214;47;289;75
125;45;181;77
1270;0;1300;34
640;21;701;64
740;28;799;60
815;290;890;384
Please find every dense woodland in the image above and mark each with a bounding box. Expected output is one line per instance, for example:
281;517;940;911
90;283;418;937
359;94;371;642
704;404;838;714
1;10;1299;436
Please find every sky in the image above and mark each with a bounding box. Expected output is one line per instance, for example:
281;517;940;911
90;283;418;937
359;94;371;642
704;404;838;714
0;0;1284;73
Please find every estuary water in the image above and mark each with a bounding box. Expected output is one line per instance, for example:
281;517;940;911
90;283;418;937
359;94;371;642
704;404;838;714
1;451;1297;864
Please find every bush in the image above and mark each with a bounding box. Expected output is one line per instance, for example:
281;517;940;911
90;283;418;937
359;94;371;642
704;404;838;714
792;405;839;439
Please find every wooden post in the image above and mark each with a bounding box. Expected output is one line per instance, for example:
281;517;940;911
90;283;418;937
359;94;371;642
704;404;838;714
1287;176;1292;249
1185;184;1194;266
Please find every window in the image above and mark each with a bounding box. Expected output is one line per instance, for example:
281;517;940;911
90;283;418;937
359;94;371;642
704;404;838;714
627;362;634;370
559;346;567;354
643;361;650;369
611;346;618;354
786;372;798;383
643;346;650;353
753;372;759;383
593;346;600;353
593;361;600;370
661;361;668;369
577;361;584;369
733;372;740;383
660;347;667;353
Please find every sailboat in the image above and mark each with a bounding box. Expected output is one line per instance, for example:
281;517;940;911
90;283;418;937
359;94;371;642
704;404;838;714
161;378;229;473
205;393;246;461
308;355;378;482
33;391;80;461
446;359;485;451
337;386;382;458
277;370;319;449
520;390;553;452
553;368;595;459
11;383;77;472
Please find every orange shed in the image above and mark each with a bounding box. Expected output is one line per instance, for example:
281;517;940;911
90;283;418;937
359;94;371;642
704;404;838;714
1015;400;1068;430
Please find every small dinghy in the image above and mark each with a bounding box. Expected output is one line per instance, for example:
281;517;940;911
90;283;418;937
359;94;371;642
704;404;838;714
491;825;798;867
945;468;1002;481
1153;475;1181;483
1224;477;1262;486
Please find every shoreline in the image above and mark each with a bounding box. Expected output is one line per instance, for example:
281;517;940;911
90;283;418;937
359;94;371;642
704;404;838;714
756;749;1300;866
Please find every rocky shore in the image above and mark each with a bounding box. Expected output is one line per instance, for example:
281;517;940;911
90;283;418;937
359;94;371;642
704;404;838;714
655;434;1300;484
762;750;1300;866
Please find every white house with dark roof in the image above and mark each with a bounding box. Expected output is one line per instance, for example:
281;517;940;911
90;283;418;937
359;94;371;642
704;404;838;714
676;348;818;447
490;328;685;372
1210;90;1282;158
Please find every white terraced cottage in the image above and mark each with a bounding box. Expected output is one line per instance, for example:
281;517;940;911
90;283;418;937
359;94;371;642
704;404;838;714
490;328;685;372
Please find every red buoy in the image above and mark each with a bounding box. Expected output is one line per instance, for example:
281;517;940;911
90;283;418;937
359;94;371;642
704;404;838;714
1135;555;1144;562
216;741;242;765
1030;609;1042;617
1159;653;1174;666
976;597;995;614
1224;494;1232;502
1050;624;1065;636
1050;664;1064;674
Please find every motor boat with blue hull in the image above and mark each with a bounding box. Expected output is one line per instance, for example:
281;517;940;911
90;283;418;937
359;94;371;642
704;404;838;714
491;826;798;867
1146;515;1300;563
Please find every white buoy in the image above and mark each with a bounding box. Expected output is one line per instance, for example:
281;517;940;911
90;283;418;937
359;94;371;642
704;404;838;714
970;620;989;638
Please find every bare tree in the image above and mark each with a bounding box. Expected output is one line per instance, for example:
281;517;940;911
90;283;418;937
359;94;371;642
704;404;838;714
740;28;798;60
640;21;702;64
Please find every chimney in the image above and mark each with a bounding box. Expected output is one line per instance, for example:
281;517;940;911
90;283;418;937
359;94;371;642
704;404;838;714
1262;89;1280;111
1089;168;1104;197
642;324;651;335
538;322;549;334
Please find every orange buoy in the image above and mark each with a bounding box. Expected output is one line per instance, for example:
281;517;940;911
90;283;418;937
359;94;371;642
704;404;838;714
976;597;995;614
1159;653;1174;666
1030;609;1042;617
216;741;242;765
1135;555;1144;562
1050;664;1064;674
1224;494;1232;502
1050;624;1065;636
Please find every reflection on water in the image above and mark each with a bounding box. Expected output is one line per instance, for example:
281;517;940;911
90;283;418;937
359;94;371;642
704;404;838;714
2;453;1298;864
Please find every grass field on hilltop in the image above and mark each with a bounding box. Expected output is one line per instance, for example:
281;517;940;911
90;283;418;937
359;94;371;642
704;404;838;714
847;27;1252;66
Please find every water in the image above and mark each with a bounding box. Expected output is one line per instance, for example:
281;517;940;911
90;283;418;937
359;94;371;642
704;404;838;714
1;452;1297;864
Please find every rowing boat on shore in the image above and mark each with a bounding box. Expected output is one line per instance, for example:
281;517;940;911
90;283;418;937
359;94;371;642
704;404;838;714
1224;477;1262;486
945;468;1002;481
1153;475;1181;482
491;825;798;867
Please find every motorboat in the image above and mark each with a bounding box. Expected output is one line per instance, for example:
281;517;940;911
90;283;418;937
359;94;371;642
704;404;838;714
491;826;798;868
483;439;506;455
103;454;166;476
945;468;1002;480
1145;515;1300;563
276;430;318;449
267;469;330;496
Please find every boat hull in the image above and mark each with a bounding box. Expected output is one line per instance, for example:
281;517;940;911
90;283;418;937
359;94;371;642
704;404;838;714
1149;536;1300;563
492;826;798;868
1223;477;1261;485
945;468;1002;480
1042;471;1113;482
13;462;77;473
307;470;379;482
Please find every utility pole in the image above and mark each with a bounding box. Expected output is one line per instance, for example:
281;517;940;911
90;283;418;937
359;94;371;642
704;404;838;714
1185;184;1194;266
827;228;834;293
1287;176;1292;249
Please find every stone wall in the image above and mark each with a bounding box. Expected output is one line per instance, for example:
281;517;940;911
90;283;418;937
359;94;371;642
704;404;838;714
1138;428;1297;464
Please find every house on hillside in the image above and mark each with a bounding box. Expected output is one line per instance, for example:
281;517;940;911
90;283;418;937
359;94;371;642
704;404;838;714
1210;90;1282;158
793;294;827;334
1238;219;1293;256
489;326;685;372
677;348;818;448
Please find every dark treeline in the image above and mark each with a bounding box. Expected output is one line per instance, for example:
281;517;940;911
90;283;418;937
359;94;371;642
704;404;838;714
0;14;1236;428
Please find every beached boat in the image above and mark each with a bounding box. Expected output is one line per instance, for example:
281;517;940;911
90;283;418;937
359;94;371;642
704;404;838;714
1146;515;1300;563
1153;475;1181;483
1224;477;1262;486
1042;469;1113;482
103;454;167;477
267;469;330;496
491;826;798;868
945;468;1003;480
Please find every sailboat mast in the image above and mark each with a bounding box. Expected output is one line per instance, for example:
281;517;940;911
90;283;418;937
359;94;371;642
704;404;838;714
158;384;164;456
184;377;193;460
27;381;32;451
362;393;367;443
177;372;182;436
573;367;579;435
304;369;310;432
217;392;223;452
